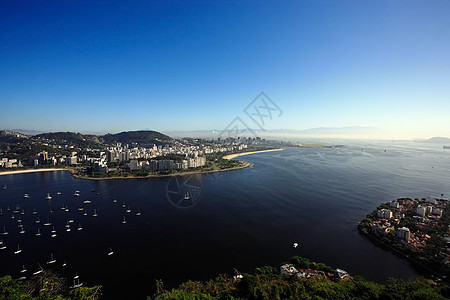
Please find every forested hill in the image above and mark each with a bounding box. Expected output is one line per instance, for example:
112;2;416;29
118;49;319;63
100;130;173;146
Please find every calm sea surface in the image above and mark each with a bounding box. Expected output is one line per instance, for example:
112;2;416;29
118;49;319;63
0;140;449;298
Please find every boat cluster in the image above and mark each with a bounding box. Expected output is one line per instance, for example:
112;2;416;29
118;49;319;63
0;186;143;286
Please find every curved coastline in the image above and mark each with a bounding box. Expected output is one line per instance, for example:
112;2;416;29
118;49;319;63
0;148;283;180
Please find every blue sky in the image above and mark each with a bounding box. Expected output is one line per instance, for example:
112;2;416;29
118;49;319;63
1;0;449;137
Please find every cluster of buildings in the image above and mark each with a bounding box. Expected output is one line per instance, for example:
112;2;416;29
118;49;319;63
280;264;348;280
0;158;22;168
129;156;206;171
369;197;448;259
1;136;287;174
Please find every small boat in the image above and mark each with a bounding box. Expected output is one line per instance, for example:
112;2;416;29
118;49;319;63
14;244;22;254
19;226;25;234
17;218;22;224
136;209;142;216
107;248;114;256
6;206;10;211
126;206;131;213
47;253;56;264
83;200;91;204
78;207;84;211
32;209;38;215
43;220;51;226
24;194;30;199
21;209;24;215
113;198;117;203
20;265;27;273
51;227;56;233
1;226;7;235
77;224;82;231
33;263;43;275
0;208;3;216
51;233;57;238
13;205;20;214
74;272;79;279
2;185;6;190
66;228;71;232
122;203;126;208
122;216;127;224
49;208;53;213
73;192;80;197
62;261;67;267
65;206;69;212
35;218;40;224
56;191;62;195
0;243;6;250
184;192;191;201
293;243;299;248
72;278;83;288
68;219;74;223
91;189;95;192
92;209;98;217
61;205;66;211
96;192;100;195
83;211;87;216
11;214;14;219
45;193;52;200
36;228;42;236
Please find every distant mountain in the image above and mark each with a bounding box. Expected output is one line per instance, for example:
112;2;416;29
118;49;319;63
10;129;46;135
100;130;173;146
423;137;450;143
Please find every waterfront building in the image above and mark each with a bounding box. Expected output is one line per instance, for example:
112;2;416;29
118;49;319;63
389;200;399;209
280;264;299;276
377;209;392;219
425;197;437;205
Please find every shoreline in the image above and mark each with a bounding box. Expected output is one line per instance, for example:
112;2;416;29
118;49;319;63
0;148;282;180
222;148;283;160
72;162;253;180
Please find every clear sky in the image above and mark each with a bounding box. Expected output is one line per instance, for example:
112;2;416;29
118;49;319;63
1;0;449;138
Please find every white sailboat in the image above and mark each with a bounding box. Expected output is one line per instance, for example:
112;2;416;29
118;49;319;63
0;208;3;216
62;261;67;267
113;197;117;203
32;209;38;215
33;263;43;275
46;253;56;264
43;220;51;226
20;265;27;273
19;225;25;234
122;216;127;224
35;228;42;237
51;227;56;233
24;193;30;199
35;218;40;224
45;193;52;200
136;209;142;216
14;244;22;254
83;200;91;204
92;209;98;217
77;224;83;231
1;226;7;235
126;206;131;213
107;247;114;256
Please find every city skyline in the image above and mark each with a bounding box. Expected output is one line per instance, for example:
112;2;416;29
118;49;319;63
1;1;450;138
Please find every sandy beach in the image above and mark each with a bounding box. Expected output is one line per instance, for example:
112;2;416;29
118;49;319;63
0;168;69;176
223;148;283;160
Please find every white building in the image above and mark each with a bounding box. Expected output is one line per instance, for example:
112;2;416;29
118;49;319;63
389;200;399;209
432;207;443;217
397;227;411;242
377;209;393;219
416;206;427;217
280;264;299;276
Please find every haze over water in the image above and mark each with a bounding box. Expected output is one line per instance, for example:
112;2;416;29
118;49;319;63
0;140;449;298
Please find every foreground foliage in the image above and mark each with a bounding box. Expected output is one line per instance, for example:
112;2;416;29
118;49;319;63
0;271;101;300
150;257;449;300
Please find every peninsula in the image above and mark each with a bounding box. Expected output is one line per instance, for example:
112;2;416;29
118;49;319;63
358;197;449;280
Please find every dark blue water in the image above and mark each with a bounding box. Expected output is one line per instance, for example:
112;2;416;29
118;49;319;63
0;140;449;298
